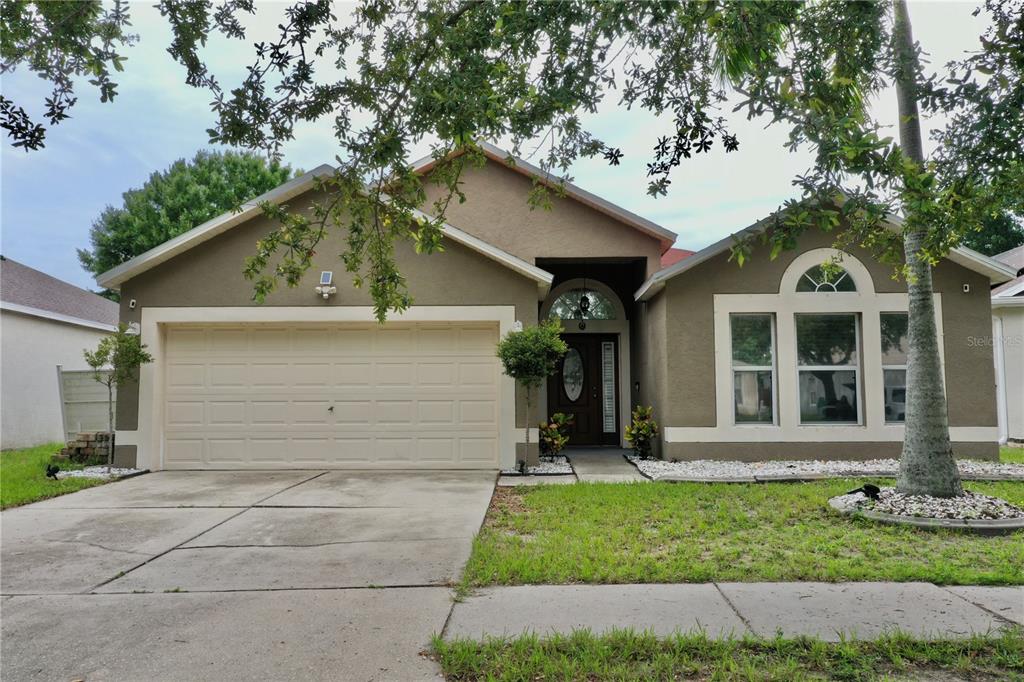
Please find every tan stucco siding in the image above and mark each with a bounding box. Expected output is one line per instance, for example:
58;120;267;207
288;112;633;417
421;161;665;275
115;187;539;432
634;289;668;456
657;228;998;430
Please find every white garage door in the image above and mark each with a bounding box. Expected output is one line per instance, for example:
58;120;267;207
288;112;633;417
162;323;501;469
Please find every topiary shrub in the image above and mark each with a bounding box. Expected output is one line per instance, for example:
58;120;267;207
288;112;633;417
496;320;568;455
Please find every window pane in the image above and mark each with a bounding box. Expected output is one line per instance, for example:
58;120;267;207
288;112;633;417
795;265;856;292
731;314;773;366
548;288;617;320
884;369;906;423
796;314;858;366
734;370;773;423
880;312;909;366
799;370;858;423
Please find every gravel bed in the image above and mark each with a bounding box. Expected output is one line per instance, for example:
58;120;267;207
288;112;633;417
628;456;1024;481
831;487;1024;520
56;466;144;480
501;456;573;476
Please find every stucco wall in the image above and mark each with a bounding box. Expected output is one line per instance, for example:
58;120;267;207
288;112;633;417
1;311;111;449
634;290;668;457
421;160;665;276
114;188;540;437
658;229;998;429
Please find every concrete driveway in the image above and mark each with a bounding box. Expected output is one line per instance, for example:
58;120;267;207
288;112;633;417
1;469;496;681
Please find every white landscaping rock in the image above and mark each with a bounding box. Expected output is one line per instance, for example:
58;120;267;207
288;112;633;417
501;456;573;476
832;487;1024;521
628;456;1024;482
56;467;143;480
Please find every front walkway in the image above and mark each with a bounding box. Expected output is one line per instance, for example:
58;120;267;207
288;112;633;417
498;448;645;485
445;583;1024;641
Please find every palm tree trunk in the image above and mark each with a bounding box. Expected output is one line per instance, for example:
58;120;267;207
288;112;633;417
891;0;962;497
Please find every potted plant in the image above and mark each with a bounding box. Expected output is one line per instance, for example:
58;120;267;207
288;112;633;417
625;405;659;460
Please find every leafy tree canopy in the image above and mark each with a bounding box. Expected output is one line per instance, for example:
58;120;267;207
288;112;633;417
959;212;1024;256
79;149;294;297
1;0;135;150
6;1;1022;318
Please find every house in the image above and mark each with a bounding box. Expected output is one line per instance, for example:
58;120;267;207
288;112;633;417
991;244;1024;444
95;143;1017;470
1;256;119;449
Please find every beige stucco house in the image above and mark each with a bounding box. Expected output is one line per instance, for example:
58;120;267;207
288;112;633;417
96;143;1017;471
1;257;119;449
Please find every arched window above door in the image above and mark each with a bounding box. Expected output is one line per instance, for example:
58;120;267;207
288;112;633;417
548;287;618;320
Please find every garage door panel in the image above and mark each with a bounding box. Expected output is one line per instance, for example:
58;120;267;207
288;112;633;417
333;362;372;387
163;322;501;469
207;401;245;425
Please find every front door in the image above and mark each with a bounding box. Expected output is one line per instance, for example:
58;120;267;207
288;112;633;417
547;334;619;446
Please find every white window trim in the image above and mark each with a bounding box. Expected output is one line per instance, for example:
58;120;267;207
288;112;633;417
795;312;862;426
124;305;518;471
729;313;777;426
661;248;983;443
880;311;909;425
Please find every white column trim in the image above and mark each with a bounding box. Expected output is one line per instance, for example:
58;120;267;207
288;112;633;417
133;305;517;471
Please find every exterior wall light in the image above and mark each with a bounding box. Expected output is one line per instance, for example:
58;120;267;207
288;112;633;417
315;271;337;299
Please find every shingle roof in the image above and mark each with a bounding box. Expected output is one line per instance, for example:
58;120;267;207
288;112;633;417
660;247;695;269
993;244;1024;273
0;256;118;327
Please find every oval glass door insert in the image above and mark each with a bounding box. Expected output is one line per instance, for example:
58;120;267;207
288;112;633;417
562;348;584;402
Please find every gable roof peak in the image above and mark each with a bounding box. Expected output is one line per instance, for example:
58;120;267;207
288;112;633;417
409;141;679;253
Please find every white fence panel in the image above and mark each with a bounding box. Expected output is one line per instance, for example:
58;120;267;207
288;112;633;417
57;366;115;441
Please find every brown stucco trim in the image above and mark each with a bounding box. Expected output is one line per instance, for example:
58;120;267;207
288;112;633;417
661;441;998;462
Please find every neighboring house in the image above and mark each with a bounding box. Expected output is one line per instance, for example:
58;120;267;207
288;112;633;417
96;143;1017;471
991;244;1024;444
1;256;119;449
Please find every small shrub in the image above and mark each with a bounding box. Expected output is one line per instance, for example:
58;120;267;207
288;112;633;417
625;405;659;460
539;412;574;458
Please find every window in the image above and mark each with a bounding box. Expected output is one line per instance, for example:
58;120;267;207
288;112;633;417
796;265;857;292
548;288;617;320
730;314;775;423
880;312;909;423
796;313;860;424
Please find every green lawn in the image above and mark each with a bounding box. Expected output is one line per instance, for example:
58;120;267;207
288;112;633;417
433;629;1024;681
0;442;107;509
462;480;1024;589
1002;446;1024;464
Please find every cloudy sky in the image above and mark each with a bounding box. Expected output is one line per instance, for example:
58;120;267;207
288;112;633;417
1;1;987;291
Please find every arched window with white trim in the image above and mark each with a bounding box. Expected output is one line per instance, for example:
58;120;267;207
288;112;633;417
795;265;857;292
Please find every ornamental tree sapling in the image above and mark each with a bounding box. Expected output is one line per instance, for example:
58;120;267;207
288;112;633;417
83;324;153;471
496;320;568;460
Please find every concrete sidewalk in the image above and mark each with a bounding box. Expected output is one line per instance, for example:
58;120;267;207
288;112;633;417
445;583;1024;642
